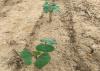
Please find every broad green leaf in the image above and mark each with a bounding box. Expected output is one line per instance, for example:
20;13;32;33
43;1;49;13
52;5;60;12
23;57;32;65
20;48;32;65
36;44;54;52
34;53;51;69
40;37;57;45
50;3;60;12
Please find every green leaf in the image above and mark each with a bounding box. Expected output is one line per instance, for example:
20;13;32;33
34;53;51;69
40;37;57;45
36;44;54;52
23;57;32;65
43;1;49;13
43;1;60;13
52;5;60;12
20;48;32;65
50;3;60;12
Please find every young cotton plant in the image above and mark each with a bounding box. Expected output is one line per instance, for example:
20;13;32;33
43;0;60;22
19;38;57;69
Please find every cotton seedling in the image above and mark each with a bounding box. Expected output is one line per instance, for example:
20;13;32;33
19;38;57;69
43;0;60;22
34;37;57;69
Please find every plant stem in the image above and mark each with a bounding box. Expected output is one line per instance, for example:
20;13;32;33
49;11;52;22
48;0;55;23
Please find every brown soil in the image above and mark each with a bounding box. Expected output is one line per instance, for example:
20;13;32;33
0;0;100;71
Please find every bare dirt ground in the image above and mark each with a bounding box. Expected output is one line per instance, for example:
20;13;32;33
0;0;100;71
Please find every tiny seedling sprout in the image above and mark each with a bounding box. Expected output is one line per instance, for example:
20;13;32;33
43;0;60;22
